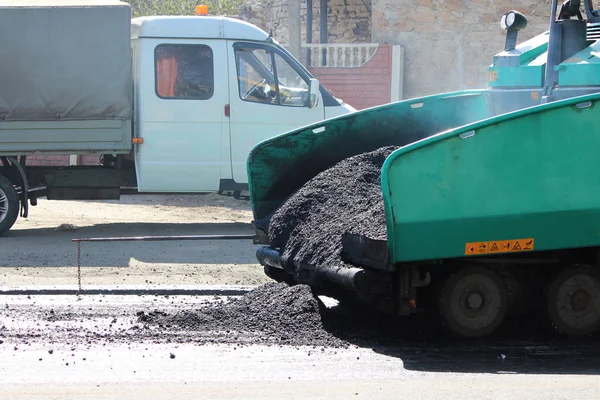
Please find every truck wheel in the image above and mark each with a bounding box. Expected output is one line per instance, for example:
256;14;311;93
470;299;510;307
0;175;19;236
439;267;509;338
546;265;600;338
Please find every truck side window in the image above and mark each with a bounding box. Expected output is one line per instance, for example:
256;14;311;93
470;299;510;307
236;47;278;105
235;45;309;107
273;53;309;107
155;44;214;100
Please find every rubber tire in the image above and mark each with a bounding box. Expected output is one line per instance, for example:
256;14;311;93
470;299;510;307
546;265;600;338
0;174;19;236
439;267;509;339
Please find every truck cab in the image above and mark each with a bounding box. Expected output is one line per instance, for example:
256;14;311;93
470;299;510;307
130;15;355;193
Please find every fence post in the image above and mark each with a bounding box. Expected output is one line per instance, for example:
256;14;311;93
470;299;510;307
288;0;302;60
391;45;404;102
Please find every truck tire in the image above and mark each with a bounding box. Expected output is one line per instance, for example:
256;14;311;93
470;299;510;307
439;267;509;338
546;264;600;338
0;175;19;236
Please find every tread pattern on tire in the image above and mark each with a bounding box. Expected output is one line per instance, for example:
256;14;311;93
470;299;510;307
0;174;19;236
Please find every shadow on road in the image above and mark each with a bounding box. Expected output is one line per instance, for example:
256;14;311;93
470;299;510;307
9;221;253;238
321;303;600;375
56;193;251;211
3;222;257;267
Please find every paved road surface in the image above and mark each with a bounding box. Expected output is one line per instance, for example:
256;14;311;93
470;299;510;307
4;342;599;400
1;294;599;400
2;196;599;399
2;195;270;287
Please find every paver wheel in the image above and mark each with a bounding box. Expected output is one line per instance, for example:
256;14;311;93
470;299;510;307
0;174;19;236
439;267;509;338
547;265;600;338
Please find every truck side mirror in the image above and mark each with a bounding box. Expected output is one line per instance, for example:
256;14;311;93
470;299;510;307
308;78;320;108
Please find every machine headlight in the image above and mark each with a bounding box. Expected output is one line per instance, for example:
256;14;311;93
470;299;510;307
500;10;528;31
506;12;516;27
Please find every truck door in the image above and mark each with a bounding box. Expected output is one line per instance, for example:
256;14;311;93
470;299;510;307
134;38;229;192
227;41;325;184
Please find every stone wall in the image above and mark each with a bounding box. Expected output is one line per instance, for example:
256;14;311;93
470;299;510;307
372;0;553;99
238;0;372;44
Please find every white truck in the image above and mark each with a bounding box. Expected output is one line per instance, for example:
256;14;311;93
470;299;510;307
0;0;355;235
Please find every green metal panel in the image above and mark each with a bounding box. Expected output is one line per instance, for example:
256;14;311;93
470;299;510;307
382;92;600;263
490;33;549;65
558;41;600;86
488;63;546;87
247;90;490;222
488;33;548;88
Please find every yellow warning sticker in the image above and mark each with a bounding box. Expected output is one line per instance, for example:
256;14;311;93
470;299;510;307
465;241;490;255
465;238;534;256
489;70;498;82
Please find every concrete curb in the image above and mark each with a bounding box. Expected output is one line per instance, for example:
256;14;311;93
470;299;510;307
0;284;258;296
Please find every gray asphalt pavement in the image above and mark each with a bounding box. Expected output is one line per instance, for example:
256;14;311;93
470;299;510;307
1;293;599;400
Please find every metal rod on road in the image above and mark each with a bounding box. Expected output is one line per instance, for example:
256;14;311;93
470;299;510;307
72;234;255;243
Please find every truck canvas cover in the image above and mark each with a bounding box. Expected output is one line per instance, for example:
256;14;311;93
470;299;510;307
0;0;132;122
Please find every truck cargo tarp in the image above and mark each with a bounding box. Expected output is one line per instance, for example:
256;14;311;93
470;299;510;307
0;0;133;121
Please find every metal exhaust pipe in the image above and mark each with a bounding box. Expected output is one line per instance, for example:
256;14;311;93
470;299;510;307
256;246;284;270
256;246;364;291
256;247;392;295
313;264;365;292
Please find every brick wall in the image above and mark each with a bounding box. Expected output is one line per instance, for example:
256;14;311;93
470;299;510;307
25;156;68;167
309;43;392;110
25;155;100;167
372;0;553;99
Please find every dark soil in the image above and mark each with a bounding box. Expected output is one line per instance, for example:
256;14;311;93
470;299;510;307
267;145;399;269
137;282;349;348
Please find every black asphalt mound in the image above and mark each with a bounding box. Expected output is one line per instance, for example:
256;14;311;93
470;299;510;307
137;282;348;347
267;145;399;269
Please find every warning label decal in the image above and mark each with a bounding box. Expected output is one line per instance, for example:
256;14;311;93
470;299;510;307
465;238;534;256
